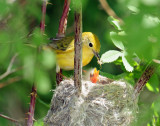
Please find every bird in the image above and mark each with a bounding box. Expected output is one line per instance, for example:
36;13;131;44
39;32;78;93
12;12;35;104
47;32;101;71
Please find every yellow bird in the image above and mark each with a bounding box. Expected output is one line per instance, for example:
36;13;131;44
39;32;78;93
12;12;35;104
48;32;101;71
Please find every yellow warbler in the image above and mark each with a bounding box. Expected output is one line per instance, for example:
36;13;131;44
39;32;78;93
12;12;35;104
48;32;101;71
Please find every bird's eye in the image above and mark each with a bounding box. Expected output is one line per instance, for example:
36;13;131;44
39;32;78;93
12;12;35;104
89;43;93;47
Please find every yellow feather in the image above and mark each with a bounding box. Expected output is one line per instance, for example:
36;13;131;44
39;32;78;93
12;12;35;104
48;32;101;70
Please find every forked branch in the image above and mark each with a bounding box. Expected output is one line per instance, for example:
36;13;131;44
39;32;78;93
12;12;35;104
0;54;18;80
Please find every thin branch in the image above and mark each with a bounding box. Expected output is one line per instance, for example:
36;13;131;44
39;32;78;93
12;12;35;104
56;69;63;85
0;54;18;80
58;0;71;37
40;0;47;34
56;0;71;85
0;77;21;88
74;2;82;95
26;1;47;126
27;85;37;126
134;64;155;99
0;113;20;124
99;0;123;23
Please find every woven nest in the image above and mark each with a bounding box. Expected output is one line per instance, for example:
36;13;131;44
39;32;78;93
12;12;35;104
44;76;138;126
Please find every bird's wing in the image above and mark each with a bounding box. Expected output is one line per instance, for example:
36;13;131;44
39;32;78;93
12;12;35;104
48;36;74;51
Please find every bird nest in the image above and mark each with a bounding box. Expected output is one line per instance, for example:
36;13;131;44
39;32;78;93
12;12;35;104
44;76;138;126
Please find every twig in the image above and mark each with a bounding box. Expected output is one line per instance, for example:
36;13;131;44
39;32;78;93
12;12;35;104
56;0;71;85
40;0;47;34
134;64;155;98
27;85;37;126
26;1;47;126
56;69;63;85
99;0;123;23
0;54;18;80
0;113;20;124
0;77;21;88
58;0;71;37
74;2;82;95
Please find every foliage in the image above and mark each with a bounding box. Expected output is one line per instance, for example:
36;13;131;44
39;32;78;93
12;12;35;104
100;31;134;72
0;0;160;125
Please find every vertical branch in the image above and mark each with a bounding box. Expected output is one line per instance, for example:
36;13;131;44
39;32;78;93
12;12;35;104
56;0;71;85
134;64;155;98
40;0;47;34
27;1;47;126
58;0;71;37
27;85;37;126
74;2;82;95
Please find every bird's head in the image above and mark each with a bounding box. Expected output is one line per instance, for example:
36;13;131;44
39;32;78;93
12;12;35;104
82;32;101;62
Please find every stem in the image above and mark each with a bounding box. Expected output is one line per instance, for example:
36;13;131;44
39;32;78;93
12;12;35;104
58;0;71;37
40;0;47;34
0;114;19;124
134;64;155;98
74;3;82;95
99;0;123;24
56;0;71;85
0;76;21;88
27;1;47;126
27;85;37;126
0;54;18;80
56;69;63;85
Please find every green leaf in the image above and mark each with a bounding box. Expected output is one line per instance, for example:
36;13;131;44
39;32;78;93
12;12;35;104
34;119;44;126
35;69;51;95
23;55;35;83
25;0;41;21
100;71;128;80
128;5;139;13
147;123;151;126
146;74;159;93
100;50;122;63
108;16;122;30
42;50;56;69
141;0;160;6
110;31;124;50
122;55;133;72
146;83;155;92
0;0;9;16
152;99;160;114
0;44;10;63
100;71;117;79
37;98;50;108
31;28;44;46
142;15;160;29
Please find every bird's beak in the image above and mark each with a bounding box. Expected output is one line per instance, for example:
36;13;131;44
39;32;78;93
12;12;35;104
92;50;102;66
92;50;100;61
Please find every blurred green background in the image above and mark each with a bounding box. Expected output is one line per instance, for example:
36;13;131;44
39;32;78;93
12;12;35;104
0;0;160;125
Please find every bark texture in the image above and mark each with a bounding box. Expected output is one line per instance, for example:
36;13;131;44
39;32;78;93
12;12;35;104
74;8;82;95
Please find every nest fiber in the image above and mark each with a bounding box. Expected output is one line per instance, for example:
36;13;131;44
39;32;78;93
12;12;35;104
44;77;138;126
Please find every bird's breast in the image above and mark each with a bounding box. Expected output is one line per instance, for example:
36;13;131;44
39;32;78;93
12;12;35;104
56;47;94;70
